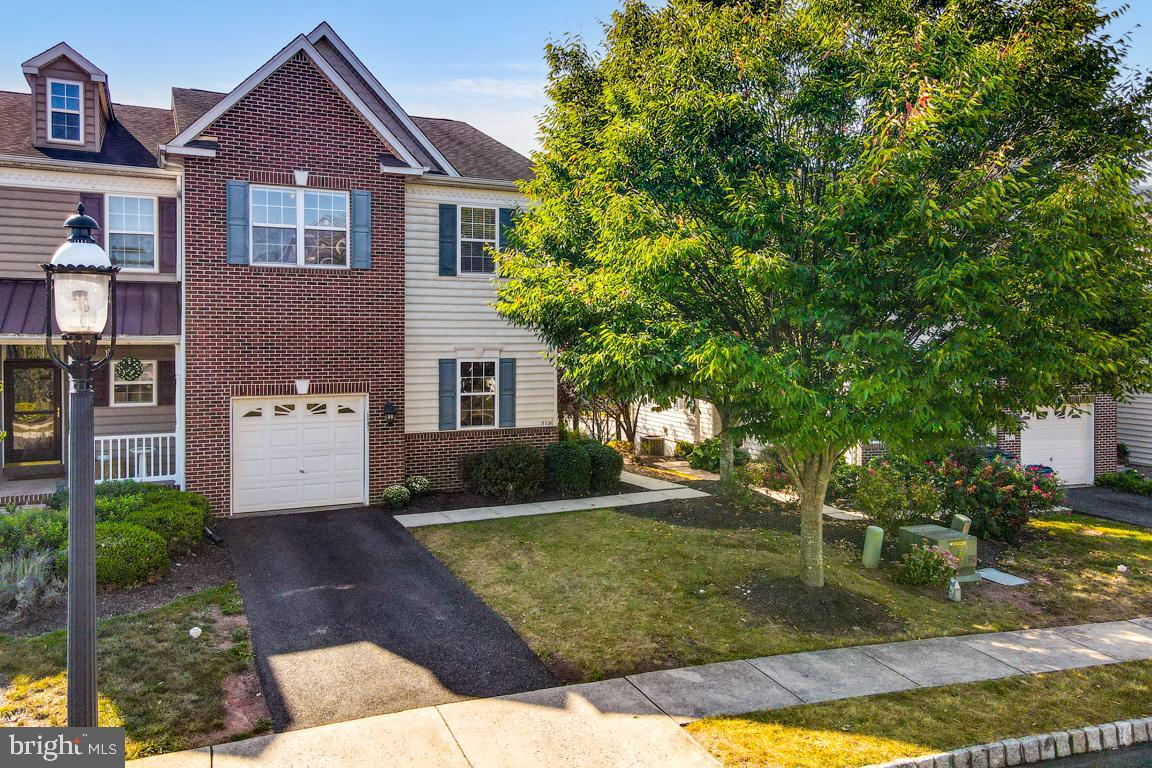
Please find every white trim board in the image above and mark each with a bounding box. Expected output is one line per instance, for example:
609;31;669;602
163;35;424;171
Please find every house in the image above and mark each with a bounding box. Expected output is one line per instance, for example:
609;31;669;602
0;25;558;515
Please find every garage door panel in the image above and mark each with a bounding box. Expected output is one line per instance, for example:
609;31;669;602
1020;405;1093;485
232;396;367;514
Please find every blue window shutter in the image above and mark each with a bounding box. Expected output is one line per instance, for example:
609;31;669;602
226;180;249;264
499;358;516;428
499;207;515;250
439;204;457;276
438;359;457;430
350;190;372;269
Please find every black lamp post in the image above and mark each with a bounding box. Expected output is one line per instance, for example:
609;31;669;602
42;203;119;728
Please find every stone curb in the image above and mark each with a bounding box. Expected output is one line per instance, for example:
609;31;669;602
863;716;1152;768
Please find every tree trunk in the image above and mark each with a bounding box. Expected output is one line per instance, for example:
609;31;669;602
779;447;839;588
718;430;736;484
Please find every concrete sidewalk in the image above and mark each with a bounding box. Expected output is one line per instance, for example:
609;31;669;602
133;617;1152;767
394;471;709;528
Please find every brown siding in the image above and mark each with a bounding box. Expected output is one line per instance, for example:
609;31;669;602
32;58;101;152
0;186;177;282
92;344;177;436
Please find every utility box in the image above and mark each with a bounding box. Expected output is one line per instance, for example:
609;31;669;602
898;524;979;582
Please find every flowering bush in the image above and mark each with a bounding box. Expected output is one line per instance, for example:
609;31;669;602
894;544;958;587
404;475;432;497
746;461;792;491
380;485;412;509
927;454;1063;544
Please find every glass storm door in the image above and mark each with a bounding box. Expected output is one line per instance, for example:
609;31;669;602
3;360;62;464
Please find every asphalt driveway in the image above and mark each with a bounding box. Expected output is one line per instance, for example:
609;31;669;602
223;507;557;731
1064;486;1152;529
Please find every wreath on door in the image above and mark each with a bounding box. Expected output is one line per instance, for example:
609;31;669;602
114;357;144;382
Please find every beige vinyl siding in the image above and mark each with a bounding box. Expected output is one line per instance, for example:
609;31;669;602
636;399;720;451
1118;393;1152;466
0;186;176;282
404;184;557;433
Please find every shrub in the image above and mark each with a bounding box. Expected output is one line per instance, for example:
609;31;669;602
828;461;867;502
0;549;63;622
928;454;1064;544
405;475;432;497
673;440;695;459
95;494;145;522
57;522;169;589
893;544;958;588
687;437;751;472
579;440;624;492
123;492;209;554
0;507;68;554
1118;442;1131;465
745;461;792;491
380;485;412;509
463;444;547;502
1096;470;1152;496
544;441;592;497
855;462;919;532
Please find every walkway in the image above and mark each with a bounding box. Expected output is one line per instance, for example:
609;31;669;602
394;471;709;528
133;617;1152;767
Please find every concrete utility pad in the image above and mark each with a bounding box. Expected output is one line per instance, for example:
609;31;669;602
627;661;800;723
208;707;471;768
859;636;1020;686
1054;621;1152;662
958;629;1116;673
437;679;721;768
748;647;918;703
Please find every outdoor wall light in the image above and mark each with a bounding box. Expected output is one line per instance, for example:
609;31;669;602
382;402;397;426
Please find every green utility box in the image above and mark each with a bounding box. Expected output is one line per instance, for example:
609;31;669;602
897;524;980;582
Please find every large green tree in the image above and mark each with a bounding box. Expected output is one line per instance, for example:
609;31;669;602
496;0;1152;586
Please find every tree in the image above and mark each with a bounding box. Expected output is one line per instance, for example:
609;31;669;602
497;0;1152;586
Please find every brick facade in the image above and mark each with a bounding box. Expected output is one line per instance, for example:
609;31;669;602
405;427;559;490
182;52;409;515
996;394;1118;477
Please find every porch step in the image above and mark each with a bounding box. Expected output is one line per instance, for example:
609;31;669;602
3;463;66;481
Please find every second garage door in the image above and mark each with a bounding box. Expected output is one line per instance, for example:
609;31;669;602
232;396;367;514
1019;404;1094;485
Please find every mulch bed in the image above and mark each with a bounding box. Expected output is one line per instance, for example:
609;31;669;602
3;538;235;637
398;480;642;515
737;575;907;635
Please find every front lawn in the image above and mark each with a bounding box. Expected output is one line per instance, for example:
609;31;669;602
687;659;1152;768
413;492;1152;681
0;584;270;759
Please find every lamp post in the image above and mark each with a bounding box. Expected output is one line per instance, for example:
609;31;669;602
42;203;119;728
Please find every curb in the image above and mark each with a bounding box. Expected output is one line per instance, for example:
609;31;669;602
864;716;1152;768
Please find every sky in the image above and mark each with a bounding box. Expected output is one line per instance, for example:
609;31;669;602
0;1;1147;157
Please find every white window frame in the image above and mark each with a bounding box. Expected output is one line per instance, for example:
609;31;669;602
110;360;158;408
46;78;83;145
249;186;350;269
458;358;499;430
457;205;500;277
104;194;159;273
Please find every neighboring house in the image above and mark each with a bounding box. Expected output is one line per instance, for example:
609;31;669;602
634;399;721;456
0;25;558;515
1115;171;1152;470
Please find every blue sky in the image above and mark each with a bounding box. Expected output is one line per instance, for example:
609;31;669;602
0;1;1146;156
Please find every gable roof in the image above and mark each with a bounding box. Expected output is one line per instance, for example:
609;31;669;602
0;90;171;167
163;33;426;170
412;117;532;182
22;42;107;82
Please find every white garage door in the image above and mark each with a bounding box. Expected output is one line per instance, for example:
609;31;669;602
1019;404;1094;485
232;396;367;514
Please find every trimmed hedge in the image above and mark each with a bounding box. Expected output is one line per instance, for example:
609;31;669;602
545;442;591;498
463;444;547;502
57;522;170;589
579;440;624;493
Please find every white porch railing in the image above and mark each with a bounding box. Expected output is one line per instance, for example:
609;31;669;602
95;433;178;483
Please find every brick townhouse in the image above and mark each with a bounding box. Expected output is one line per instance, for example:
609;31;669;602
0;24;558;514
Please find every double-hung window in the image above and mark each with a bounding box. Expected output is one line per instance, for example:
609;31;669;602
106;195;157;271
251;187;349;267
111;361;157;407
459;206;497;275
459;360;497;428
48;79;82;143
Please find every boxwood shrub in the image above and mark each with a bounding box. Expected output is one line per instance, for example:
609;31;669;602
0;506;68;554
123;493;209;554
579;440;624;493
463;444;546;502
57;522;170;589
544;441;591;498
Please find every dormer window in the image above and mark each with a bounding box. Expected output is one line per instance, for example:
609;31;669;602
48;79;82;143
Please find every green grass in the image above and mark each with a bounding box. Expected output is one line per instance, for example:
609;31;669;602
686;660;1152;768
413;504;1152;681
0;584;270;759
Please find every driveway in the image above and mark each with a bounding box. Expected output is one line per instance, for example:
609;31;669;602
223;507;557;731
1064;486;1152;529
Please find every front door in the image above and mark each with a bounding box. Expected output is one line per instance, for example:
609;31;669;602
3;360;63;465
